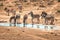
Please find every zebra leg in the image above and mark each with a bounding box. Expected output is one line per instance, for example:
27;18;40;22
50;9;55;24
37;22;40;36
8;12;9;16
45;19;48;25
45;26;48;30
10;23;11;26
37;18;40;28
50;19;54;25
32;18;33;27
37;18;40;24
23;19;26;27
9;18;12;26
14;18;16;26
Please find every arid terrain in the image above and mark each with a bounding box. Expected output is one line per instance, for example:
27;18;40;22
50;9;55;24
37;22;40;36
0;27;60;40
0;0;60;40
0;0;60;25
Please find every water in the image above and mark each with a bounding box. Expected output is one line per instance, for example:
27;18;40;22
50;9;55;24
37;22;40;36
0;23;60;31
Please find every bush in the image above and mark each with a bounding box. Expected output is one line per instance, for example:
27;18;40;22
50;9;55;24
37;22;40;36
57;10;60;13
0;3;3;6
0;0;6;1
23;0;27;2
33;4;36;6
58;0;60;2
30;0;37;2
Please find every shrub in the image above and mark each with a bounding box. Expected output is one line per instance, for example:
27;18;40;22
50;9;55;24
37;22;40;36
0;3;3;6
57;10;60;13
23;0;27;2
30;0;37;2
0;0;6;1
58;0;60;2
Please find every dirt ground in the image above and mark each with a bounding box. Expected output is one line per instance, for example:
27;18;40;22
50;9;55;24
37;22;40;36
0;27;60;40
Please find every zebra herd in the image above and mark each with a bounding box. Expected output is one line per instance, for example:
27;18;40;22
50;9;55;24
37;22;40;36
9;11;54;27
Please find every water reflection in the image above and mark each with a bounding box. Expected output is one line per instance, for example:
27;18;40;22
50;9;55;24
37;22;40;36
0;23;60;30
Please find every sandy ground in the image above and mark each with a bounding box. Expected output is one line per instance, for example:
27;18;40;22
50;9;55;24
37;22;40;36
0;27;60;40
